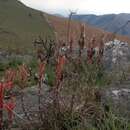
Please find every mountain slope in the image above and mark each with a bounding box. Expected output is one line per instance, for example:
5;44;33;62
72;13;130;36
0;0;54;52
46;14;130;47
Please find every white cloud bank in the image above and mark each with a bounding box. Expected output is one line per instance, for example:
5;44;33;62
20;0;130;16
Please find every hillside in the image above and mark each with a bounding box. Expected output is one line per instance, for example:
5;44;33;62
46;14;130;47
0;0;54;52
72;13;130;36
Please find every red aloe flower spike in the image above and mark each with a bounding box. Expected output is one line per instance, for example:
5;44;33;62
4;97;15;127
18;64;30;82
38;61;46;121
56;55;66;86
0;67;15;129
38;61;46;81
4;69;16;82
98;34;105;63
0;83;4;129
87;36;95;64
78;24;86;59
69;35;74;52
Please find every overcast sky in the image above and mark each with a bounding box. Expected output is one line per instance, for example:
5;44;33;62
20;0;130;16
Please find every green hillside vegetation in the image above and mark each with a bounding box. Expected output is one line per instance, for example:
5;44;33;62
0;0;54;52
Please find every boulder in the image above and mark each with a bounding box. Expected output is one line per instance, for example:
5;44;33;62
102;84;130;119
103;39;130;70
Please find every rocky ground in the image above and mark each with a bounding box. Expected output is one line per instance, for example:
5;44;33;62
2;39;130;128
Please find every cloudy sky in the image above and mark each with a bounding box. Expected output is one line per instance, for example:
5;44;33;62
20;0;130;16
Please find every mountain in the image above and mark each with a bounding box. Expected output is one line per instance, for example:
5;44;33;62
72;13;130;36
0;0;54;52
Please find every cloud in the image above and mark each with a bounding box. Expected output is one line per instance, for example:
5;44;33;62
20;0;130;15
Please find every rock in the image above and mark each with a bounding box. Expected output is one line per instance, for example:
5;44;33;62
103;39;130;70
0;49;33;63
102;84;130;119
13;84;52;123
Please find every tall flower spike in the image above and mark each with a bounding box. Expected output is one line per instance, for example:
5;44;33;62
56;55;66;86
0;83;4;129
78;24;86;58
98;34;104;63
69;35;74;53
38;61;46;81
87;36;95;64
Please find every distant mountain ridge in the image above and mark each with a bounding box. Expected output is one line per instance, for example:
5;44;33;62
72;13;130;36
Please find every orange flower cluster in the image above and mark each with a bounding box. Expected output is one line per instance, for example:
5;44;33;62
18;64;30;82
4;68;16;82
